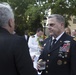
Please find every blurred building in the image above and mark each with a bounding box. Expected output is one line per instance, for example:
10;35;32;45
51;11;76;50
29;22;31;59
68;16;76;31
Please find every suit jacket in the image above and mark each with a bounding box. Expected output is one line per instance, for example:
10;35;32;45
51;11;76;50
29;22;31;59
0;28;37;75
39;33;76;75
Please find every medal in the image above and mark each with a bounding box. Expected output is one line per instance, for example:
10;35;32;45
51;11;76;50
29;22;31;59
66;49;69;52
57;60;62;65
58;54;62;57
65;53;68;57
65;54;67;57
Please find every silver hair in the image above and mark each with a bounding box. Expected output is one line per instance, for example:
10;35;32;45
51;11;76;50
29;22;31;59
0;2;14;27
48;14;65;25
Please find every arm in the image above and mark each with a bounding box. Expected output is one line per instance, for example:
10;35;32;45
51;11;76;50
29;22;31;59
71;40;76;75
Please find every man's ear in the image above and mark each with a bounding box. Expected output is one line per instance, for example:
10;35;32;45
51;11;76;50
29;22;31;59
8;19;12;27
61;22;64;27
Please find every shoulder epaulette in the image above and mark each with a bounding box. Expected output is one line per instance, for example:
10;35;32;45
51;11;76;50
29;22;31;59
73;37;76;41
31;35;35;38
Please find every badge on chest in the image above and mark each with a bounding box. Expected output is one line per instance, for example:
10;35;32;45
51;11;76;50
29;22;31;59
57;40;70;65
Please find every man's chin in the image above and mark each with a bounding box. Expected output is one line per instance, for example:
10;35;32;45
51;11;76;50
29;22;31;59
50;33;53;36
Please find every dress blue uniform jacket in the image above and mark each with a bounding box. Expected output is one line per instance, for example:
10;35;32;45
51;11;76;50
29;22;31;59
0;27;37;75
39;33;76;75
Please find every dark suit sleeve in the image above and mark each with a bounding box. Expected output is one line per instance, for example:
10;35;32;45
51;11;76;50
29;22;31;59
13;36;37;75
71;41;76;75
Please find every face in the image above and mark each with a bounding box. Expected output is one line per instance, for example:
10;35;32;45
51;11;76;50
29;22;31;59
47;17;64;38
37;31;43;37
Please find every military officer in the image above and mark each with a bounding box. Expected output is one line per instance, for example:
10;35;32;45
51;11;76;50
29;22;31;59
37;14;76;75
28;28;43;70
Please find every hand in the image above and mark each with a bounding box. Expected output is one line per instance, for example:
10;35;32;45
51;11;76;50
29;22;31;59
37;59;46;70
37;59;42;70
31;55;36;62
38;45;44;50
40;46;44;50
37;62;41;70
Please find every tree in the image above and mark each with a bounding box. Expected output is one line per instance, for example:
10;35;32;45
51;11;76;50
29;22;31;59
0;0;36;35
0;0;76;35
25;0;76;33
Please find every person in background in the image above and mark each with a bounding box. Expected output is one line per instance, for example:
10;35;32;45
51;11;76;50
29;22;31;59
71;29;76;40
65;27;71;36
28;28;43;70
0;2;37;75
37;14;76;75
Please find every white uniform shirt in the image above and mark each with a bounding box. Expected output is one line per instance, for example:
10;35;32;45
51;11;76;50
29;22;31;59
28;34;41;69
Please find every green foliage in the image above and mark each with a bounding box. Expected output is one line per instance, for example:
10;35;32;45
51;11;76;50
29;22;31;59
25;4;43;33
0;0;76;35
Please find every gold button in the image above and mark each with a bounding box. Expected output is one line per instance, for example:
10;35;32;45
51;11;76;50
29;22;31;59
47;60;49;62
48;54;50;56
46;65;48;68
46;71;48;73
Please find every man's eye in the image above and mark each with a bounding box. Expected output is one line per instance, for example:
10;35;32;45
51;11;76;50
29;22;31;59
47;23;55;26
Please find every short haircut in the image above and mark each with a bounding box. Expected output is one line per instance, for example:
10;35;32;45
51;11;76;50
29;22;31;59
48;14;65;25
36;28;43;32
0;2;14;27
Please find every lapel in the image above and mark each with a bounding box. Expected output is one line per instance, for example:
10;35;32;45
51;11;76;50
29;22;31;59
47;37;52;52
48;33;67;53
43;37;52;52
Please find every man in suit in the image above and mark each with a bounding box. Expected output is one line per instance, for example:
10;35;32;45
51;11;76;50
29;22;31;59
0;2;37;75
37;14;76;75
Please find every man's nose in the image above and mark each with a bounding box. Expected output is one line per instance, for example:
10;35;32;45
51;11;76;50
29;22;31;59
48;26;52;29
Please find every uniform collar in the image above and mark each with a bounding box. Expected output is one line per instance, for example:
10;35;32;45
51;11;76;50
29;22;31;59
35;34;39;38
55;32;64;41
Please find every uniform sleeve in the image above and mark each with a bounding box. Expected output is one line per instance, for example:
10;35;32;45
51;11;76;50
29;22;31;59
13;36;37;75
28;36;39;50
71;40;76;75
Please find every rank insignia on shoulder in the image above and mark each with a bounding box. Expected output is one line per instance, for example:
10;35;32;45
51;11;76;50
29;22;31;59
31;35;35;38
73;37;76;41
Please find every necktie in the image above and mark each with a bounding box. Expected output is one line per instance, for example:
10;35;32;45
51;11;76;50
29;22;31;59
51;39;56;48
